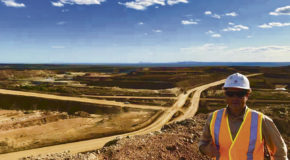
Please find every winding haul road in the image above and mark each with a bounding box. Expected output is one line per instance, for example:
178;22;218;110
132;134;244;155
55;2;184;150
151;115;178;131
174;73;262;122
0;89;165;110
0;73;261;159
81;95;177;100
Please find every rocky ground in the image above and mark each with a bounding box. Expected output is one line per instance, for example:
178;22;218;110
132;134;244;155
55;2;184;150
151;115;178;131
19;112;290;160
20;114;212;160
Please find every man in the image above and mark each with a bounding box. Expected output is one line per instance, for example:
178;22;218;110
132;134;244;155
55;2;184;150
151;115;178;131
199;73;288;160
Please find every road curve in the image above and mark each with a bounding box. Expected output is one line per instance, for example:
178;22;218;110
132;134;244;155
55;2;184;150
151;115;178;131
173;73;263;122
0;73;262;159
0;90;193;160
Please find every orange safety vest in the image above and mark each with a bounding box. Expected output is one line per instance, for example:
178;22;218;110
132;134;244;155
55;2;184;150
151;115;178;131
210;108;264;160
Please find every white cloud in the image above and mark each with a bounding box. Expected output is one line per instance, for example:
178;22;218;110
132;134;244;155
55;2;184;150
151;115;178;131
258;24;271;29
1;0;25;7
235;45;290;54
258;22;290;28
225;12;238;17
152;29;162;33
211;34;221;38
204;11;212;15
212;14;221;19
180;44;290;62
228;22;235;25
51;0;106;7
179;43;228;61
205;11;238;19
118;0;165;10
167;0;188;5
199;43;228;50
204;11;220;19
223;24;249;31
119;0;187;10
269;6;290;16
52;1;64;7
181;43;227;53
181;19;198;25
57;21;66;25
138;22;144;25
206;30;214;34
205;30;221;38
232;45;290;61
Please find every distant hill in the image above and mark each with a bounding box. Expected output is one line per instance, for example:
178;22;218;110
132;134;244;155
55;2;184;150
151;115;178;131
0;62;289;69
107;62;290;67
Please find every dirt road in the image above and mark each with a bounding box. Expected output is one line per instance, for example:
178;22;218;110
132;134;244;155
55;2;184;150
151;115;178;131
0;73;262;159
0;89;165;110
0;91;192;160
81;95;177;100
173;73;263;122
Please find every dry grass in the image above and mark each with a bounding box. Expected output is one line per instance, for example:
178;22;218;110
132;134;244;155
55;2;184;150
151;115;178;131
0;110;156;154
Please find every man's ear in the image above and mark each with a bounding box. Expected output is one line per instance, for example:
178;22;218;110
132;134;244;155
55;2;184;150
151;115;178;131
246;89;252;97
248;89;252;93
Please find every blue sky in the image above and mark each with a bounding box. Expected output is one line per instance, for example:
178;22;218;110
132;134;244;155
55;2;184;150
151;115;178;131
0;0;290;63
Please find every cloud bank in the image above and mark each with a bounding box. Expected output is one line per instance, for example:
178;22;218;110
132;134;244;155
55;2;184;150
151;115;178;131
235;45;290;54
181;44;290;62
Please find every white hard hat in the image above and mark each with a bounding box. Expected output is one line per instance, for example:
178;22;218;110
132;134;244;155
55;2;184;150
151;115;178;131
223;73;250;90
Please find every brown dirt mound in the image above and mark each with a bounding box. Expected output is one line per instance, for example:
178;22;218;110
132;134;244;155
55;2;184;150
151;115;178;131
20;114;211;160
97;114;210;160
20;112;289;160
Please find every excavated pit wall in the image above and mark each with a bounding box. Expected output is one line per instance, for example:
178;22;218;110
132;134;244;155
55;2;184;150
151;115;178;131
0;93;123;115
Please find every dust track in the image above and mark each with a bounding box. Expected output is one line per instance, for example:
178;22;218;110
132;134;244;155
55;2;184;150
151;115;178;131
0;89;165;110
0;73;262;159
174;73;263;122
81;95;177;100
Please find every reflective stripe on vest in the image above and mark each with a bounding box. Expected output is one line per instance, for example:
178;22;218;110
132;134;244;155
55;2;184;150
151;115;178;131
247;111;258;160
210;108;264;160
214;109;224;160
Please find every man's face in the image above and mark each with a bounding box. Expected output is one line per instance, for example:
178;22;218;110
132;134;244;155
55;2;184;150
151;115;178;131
225;88;250;113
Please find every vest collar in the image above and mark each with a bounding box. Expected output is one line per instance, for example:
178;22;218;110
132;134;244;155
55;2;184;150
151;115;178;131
226;105;249;120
